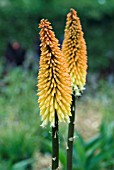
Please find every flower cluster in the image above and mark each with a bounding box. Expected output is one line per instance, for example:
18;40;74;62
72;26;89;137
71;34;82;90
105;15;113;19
38;19;72;127
62;8;87;96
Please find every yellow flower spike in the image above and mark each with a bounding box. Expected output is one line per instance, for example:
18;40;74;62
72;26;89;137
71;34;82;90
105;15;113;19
62;8;87;96
38;19;72;127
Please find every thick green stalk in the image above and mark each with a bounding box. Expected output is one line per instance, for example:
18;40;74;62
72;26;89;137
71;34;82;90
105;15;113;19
52;111;59;170
67;94;76;170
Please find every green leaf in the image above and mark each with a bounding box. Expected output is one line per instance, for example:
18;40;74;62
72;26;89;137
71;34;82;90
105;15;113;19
73;135;86;169
12;159;33;170
88;149;114;170
59;149;66;169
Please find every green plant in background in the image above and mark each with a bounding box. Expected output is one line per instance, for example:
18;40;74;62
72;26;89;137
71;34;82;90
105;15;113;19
0;0;114;73
73;121;114;170
0;68;38;119
0;67;42;170
0;121;36;169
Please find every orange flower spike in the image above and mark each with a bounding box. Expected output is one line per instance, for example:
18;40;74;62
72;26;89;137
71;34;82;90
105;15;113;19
62;8;87;96
38;19;72;127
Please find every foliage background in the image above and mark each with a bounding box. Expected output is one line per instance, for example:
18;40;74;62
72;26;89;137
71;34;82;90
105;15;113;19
0;0;114;72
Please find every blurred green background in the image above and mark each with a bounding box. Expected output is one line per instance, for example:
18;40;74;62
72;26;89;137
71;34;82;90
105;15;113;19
0;0;114;170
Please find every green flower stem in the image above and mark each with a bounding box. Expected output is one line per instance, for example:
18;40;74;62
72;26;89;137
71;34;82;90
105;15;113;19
52;111;59;170
67;93;76;170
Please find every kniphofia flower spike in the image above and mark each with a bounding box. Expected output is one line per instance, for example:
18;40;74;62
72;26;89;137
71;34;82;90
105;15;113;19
38;19;72;127
62;8;87;96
